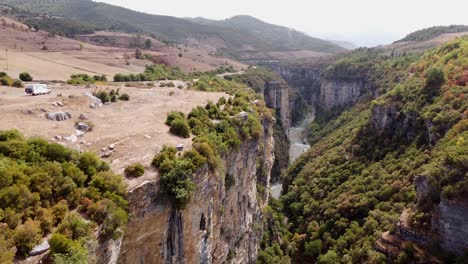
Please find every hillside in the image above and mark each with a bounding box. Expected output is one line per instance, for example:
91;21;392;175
259;36;468;263
186;15;345;54
396;25;468;43
0;0;344;60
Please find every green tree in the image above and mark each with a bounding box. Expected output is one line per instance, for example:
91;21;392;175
19;72;33;82
13;219;42;256
144;39;152;49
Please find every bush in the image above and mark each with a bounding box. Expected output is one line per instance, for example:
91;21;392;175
118;93;130;101
166;111;185;125
0;76;14;86
19;72;33;82
12;80;23;88
124;163;145;178
169;118;191;138
13;219;42;256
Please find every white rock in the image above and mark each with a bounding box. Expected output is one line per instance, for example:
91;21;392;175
64;134;77;143
29;240;50;256
109;144;116;150
75;130;85;137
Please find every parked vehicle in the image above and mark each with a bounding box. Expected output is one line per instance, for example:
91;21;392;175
25;84;51;96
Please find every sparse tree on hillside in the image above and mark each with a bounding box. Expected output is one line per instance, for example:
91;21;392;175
145;39;152;49
135;48;142;59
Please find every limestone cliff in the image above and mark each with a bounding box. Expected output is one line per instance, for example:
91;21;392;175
319;79;366;110
432;198;468;254
115;119;275;264
266;64;321;125
264;81;290;132
413;176;468;255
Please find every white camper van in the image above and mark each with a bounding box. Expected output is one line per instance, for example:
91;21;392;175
25;84;51;96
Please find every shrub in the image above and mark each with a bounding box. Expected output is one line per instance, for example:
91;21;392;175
124;163;145;178
166;111;185;125
19;72;33;82
13;219;42;256
167;82;175;87
152;146;177;168
93;90;110;103
118;93;130;101
12;80;23;88
0;76;14;86
160;159;195;209
169;118;191;138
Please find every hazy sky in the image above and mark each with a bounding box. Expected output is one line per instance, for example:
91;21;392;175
97;0;468;47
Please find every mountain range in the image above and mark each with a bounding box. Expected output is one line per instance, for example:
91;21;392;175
1;0;345;60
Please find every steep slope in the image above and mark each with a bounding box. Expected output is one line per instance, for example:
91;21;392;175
265;36;467;263
1;0;344;60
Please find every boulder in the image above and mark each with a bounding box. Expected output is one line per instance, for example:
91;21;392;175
29;240;50;256
79;114;89;120
76;122;90;132
26;108;35;115
46;112;72;121
84;92;103;109
55;135;63;141
109;144;116;150
101;151;113;158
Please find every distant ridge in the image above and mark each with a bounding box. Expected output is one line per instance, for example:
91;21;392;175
395;25;468;43
1;0;345;60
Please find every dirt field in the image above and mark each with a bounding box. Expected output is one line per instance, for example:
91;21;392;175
0;83;226;190
0;20;246;81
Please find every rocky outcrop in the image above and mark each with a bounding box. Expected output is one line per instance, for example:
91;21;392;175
320;79;365;110
432;198;468;254
411;175;468;255
116;119;274;264
370;104;420;142
46;111;72;121
264;81;290;131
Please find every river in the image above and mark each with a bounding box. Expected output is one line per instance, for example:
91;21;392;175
270;112;314;199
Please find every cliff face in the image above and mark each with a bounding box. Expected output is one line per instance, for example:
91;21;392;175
266;63;371;122
414;176;468;254
264;81;290;131
267;64;321;125
320;79;366;110
116;119;275;264
432;198;468;254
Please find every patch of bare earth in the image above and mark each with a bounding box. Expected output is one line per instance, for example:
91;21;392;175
0;83;227;191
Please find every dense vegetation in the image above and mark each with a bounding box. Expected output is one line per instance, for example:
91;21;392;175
67;74;107;85
2;0;344;59
0;130;128;263
261;37;468;263
25;17;97;38
396;25;468;43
